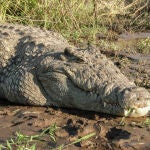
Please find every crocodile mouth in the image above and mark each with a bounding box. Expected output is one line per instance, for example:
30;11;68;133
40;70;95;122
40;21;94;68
120;87;150;117
125;106;150;117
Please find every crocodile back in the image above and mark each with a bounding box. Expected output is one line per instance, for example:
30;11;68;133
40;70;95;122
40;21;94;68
0;24;69;71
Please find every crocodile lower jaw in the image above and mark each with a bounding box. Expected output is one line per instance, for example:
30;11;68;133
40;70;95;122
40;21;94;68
125;106;150;117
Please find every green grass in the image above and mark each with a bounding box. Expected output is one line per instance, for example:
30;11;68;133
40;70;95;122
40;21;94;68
143;117;150;126
54;132;96;150
0;124;58;150
98;39;120;51
119;108;135;126
0;123;96;150
0;0;149;43
137;37;150;54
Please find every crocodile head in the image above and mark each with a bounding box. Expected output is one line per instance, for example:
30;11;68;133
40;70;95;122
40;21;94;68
38;47;150;117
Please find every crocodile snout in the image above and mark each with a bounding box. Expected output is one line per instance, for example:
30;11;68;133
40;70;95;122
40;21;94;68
122;87;150;117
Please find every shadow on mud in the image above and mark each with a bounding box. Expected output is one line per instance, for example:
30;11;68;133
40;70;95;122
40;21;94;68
60;107;117;120
106;127;131;140
0;98;117;120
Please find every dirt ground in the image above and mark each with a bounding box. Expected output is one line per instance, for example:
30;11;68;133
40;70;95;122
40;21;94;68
0;33;150;150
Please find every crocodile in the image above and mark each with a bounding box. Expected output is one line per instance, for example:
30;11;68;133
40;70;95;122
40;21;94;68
0;24;150;117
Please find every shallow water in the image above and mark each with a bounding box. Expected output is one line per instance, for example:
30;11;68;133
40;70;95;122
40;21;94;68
116;32;150;53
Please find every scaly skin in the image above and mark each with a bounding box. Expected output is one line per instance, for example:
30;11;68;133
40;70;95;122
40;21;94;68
0;24;150;117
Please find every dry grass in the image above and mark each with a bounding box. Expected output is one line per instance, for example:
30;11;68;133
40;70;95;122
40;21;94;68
0;0;149;43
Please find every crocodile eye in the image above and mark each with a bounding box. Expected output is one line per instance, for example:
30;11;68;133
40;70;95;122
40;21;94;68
64;47;74;57
64;47;84;62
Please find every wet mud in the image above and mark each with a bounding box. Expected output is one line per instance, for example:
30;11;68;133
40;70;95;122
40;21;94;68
0;100;149;150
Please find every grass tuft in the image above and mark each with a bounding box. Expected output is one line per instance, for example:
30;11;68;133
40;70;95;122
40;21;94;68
0;123;96;150
137;37;150;54
0;124;58;150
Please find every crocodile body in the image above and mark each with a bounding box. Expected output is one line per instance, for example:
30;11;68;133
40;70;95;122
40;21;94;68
0;24;150;117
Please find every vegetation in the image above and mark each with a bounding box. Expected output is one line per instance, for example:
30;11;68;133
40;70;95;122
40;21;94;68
137;37;150;54
0;124;58;150
0;124;95;150
0;0;149;43
119;108;150;127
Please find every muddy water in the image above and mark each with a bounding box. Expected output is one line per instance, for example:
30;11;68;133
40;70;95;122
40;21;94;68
116;32;150;53
0;32;150;150
119;32;150;39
